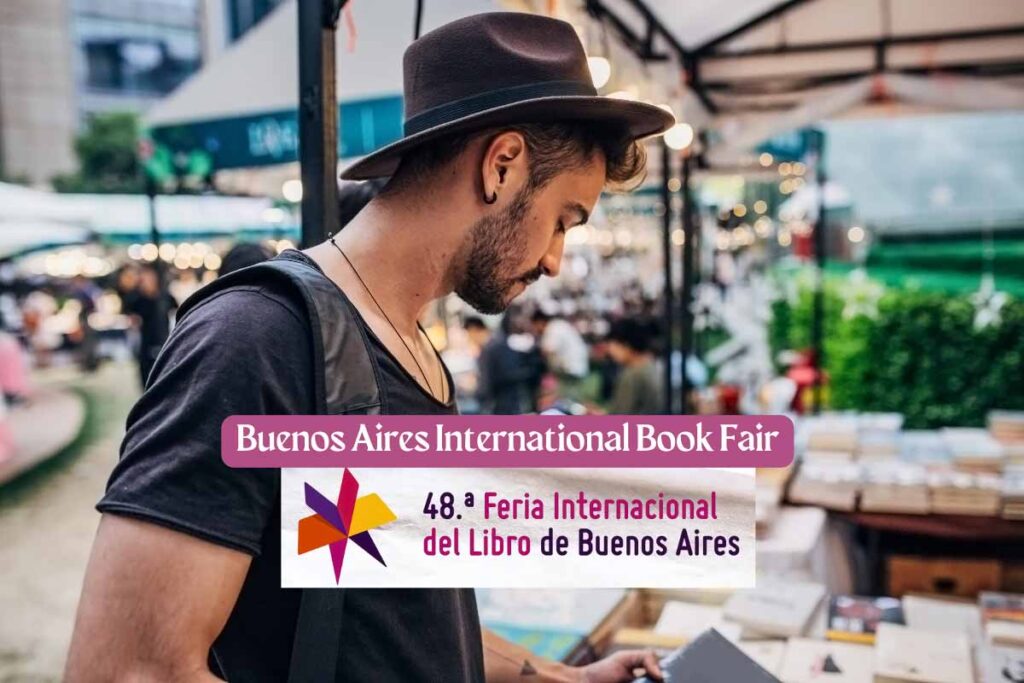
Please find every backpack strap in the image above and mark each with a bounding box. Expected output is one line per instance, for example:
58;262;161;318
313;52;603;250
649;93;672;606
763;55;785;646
177;252;384;415
177;252;381;681
288;589;348;683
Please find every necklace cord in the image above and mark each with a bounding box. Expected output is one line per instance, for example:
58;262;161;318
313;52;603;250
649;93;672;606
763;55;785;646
327;236;447;403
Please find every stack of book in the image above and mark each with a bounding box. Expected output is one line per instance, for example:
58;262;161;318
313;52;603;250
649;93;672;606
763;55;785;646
928;470;1003;516
756;466;794;535
942;427;1006;475
779;638;875;683
990;410;1024;467
723;580;827;639
859;413;905;431
1002;466;1024;520
756;506;827;580
902;594;984;646
859;462;930;514
899;430;951;466
981;592;1024;648
856;429;902;462
873;622;974;683
804;415;860;461
653;600;742;643
825;595;904;645
789;462;862;511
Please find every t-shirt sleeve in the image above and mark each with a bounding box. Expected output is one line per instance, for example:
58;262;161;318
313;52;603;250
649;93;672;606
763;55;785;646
98;284;315;555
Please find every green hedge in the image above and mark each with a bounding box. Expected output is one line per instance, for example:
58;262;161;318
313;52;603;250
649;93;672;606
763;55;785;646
769;276;1024;428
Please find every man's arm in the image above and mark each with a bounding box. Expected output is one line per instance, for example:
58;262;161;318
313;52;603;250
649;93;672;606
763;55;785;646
65;515;252;682
482;629;662;683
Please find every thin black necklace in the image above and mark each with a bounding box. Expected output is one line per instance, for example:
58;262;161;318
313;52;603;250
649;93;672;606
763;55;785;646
327;234;446;403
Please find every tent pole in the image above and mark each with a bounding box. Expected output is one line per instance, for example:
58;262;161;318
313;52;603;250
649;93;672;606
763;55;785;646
144;177;168;333
680;153;696;414
298;0;344;248
811;132;827;415
660;140;676;414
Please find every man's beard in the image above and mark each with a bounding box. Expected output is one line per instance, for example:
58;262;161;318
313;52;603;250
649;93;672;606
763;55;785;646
453;184;545;314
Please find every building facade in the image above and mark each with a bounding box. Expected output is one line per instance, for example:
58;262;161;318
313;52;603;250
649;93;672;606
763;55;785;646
0;0;203;185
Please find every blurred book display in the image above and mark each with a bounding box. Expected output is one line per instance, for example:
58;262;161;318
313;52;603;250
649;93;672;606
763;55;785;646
989;412;1024;462
789;461;862;510
928;471;1003;517
979;643;1024;683
653;600;741;642
902;595;984;645
826;595;905;644
860;462;930;514
874;622;974;683
723;580;827;638
981;592;1024;648
786;410;1024;518
1003;468;1024;521
779;638;875;683
943;428;1006;475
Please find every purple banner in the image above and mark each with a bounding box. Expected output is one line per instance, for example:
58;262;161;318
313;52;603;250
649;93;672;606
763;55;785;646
221;415;793;468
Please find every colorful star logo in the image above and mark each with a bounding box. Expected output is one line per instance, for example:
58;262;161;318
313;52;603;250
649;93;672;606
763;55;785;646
298;469;397;583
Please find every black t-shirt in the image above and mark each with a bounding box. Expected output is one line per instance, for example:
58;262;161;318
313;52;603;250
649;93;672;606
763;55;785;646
97;252;484;682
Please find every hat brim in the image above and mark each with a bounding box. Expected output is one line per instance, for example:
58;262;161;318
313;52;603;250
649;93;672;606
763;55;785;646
340;96;675;180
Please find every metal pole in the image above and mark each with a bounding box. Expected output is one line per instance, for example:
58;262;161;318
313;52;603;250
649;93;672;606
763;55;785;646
660;140;675;415
811;133;827;414
298;0;344;248
145;176;167;325
680;154;696;414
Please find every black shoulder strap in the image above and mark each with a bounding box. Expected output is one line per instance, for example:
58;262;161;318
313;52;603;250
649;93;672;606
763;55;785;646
177;252;384;415
179;253;378;681
288;589;347;683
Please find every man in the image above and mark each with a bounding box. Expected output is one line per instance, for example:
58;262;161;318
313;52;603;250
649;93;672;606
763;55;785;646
477;312;542;415
67;12;673;682
122;265;177;387
604;317;665;415
531;309;590;401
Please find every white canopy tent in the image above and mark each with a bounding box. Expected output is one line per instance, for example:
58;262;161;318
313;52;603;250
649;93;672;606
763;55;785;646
144;0;500;177
581;0;1024;160
0;182;284;258
0;183;92;260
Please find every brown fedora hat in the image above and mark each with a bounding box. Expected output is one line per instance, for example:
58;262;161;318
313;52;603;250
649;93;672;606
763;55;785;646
341;12;675;180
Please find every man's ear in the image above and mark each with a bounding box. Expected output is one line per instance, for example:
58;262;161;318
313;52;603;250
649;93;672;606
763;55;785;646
480;131;527;205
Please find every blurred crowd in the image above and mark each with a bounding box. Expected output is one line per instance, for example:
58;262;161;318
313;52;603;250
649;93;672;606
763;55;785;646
448;301;667;417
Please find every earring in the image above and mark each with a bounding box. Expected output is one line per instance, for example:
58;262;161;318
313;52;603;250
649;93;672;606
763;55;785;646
483;190;498;204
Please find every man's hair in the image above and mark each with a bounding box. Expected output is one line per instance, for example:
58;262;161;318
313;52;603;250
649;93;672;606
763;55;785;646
219;242;272;276
607;317;658;354
383;121;647;196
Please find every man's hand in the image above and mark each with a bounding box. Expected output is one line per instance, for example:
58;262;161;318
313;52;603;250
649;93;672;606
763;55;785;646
577;649;663;683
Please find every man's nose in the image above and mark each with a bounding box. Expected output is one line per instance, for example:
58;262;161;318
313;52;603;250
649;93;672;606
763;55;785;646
540;236;565;278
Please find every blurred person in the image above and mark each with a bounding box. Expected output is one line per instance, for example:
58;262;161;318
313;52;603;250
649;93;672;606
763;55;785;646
530;309;589;401
123;265;177;388
338;177;387;227
604;318;665;415
69;13;670;683
69;275;101;372
478;312;541;415
462;315;491;355
21;288;60;365
168;269;202;303
0;328;30;403
218;241;273;276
